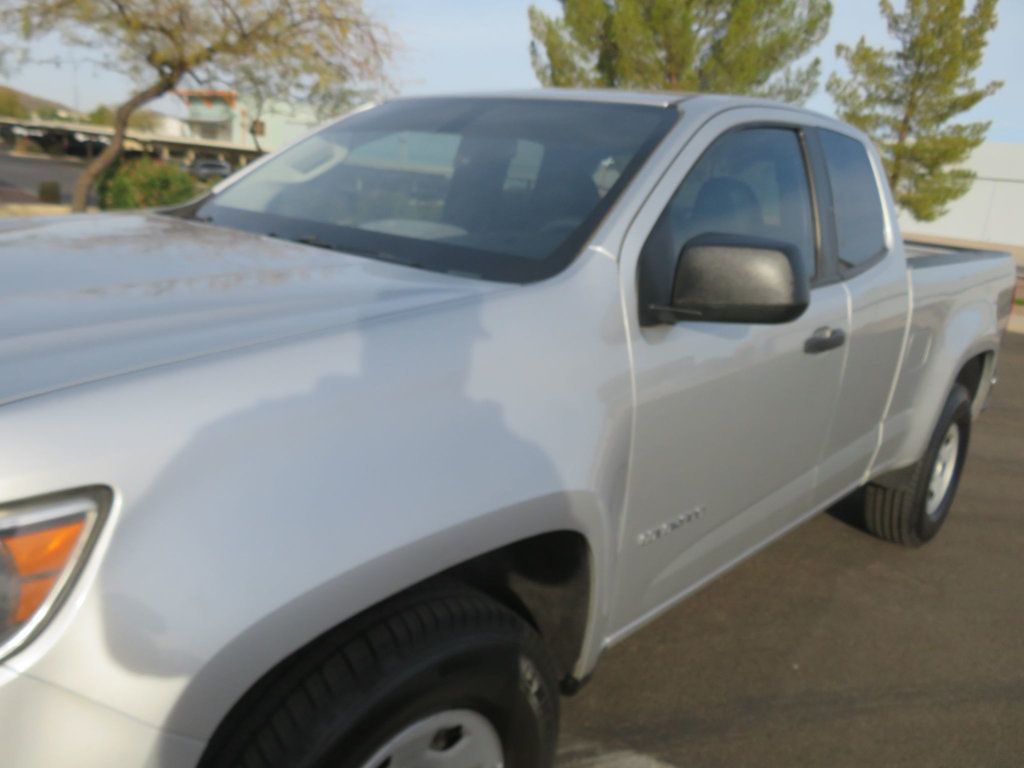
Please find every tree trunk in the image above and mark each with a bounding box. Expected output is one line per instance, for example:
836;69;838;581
889;106;914;192
71;76;178;212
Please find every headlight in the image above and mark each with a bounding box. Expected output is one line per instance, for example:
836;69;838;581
0;490;107;662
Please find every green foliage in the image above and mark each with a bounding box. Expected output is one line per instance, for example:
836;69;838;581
528;0;832;104
88;104;160;131
37;180;61;203
0;87;27;118
100;157;195;210
36;105;66;121
128;108;160;131
87;105;114;125
827;0;1001;221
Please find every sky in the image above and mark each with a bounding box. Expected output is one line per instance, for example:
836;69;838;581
3;0;1022;142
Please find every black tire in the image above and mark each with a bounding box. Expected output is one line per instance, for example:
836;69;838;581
200;582;560;768
864;383;972;546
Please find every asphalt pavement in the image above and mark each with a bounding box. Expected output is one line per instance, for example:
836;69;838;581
559;331;1024;767
0;151;85;203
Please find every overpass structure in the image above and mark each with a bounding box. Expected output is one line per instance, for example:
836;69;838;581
0;115;264;167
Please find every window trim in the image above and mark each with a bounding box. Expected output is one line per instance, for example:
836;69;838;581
795;126;827;287
804;128;841;286
812;127;891;280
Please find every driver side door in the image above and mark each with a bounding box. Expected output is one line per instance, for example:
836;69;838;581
610;114;850;636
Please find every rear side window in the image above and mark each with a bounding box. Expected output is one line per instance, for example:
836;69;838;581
819;130;887;270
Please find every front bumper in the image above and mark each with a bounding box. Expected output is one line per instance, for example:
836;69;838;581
0;664;204;768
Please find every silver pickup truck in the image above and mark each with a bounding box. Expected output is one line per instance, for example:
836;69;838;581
0;91;1017;768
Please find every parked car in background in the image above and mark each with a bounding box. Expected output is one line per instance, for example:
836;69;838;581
0;91;1017;768
188;157;233;181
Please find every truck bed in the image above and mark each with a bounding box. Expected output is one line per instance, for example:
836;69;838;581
904;239;1012;270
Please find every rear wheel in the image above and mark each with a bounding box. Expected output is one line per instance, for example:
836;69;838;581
200;583;560;768
864;384;972;546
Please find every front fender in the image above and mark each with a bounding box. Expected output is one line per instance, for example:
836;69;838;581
0;251;631;746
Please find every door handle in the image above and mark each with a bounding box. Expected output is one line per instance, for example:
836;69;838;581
804;326;846;354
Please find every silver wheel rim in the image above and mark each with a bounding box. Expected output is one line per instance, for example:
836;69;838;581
926;422;960;518
356;709;504;768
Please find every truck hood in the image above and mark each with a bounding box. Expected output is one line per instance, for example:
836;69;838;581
0;213;500;407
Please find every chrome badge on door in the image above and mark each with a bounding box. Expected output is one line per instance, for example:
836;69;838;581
637;507;705;547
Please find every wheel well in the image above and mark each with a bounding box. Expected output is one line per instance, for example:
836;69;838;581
196;532;593;763
870;353;992;494
194;532;592;765
443;530;592;689
955;353;988;406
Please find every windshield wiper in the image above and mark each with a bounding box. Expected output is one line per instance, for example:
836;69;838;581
267;231;392;261
264;231;435;273
264;231;335;250
294;233;337;250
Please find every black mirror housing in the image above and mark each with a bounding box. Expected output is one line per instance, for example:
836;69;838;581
648;234;810;325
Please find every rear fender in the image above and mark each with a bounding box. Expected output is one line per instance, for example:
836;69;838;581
877;296;998;474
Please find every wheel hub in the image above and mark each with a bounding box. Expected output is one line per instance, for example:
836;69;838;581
926;422;960;518
358;709;504;768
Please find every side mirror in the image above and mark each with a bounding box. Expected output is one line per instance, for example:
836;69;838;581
649;234;810;325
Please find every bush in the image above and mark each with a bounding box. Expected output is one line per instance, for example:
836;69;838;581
37;181;61;203
100;157;196;210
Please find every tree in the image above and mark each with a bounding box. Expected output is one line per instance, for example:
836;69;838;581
37;105;69;121
528;0;832;103
234;55;367;153
827;0;1001;221
0;88;27;118
88;104;161;131
88;103;160;131
1;1;392;211
128;108;161;132
87;104;114;125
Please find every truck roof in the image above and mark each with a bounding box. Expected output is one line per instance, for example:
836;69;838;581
389;88;694;108
388;88;828;116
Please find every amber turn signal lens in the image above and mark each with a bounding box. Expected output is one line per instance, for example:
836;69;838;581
11;575;58;624
1;517;86;631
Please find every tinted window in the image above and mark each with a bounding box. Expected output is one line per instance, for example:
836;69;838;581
819;130;886;270
646;128;817;283
194;98;678;283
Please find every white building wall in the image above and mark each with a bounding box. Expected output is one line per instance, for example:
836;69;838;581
151;113;188;138
234;99;322;152
898;142;1024;247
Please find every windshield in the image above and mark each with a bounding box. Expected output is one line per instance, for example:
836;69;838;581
194;97;678;282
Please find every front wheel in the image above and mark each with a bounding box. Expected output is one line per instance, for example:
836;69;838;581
864;383;972;546
200;583;560;768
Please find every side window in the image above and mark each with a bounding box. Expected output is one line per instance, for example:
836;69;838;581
652;128;817;279
819;130;887;270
